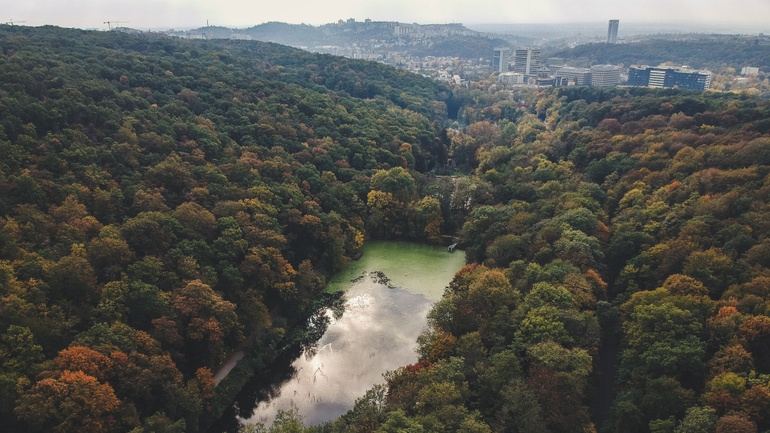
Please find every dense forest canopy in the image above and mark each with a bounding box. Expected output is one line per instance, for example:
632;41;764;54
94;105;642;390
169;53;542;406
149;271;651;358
0;25;456;433
3;24;770;433
302;90;770;433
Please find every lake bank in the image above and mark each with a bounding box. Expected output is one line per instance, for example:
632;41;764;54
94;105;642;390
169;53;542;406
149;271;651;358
326;240;467;301
238;240;466;428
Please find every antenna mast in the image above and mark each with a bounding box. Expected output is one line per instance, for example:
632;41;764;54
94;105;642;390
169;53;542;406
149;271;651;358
104;21;129;30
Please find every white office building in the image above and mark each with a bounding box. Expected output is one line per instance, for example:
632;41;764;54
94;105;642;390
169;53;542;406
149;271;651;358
513;47;541;75
590;65;621;87
742;66;760;76
556;67;592;86
498;72;527;85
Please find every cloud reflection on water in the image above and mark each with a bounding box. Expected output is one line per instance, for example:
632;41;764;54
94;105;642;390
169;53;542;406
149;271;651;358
244;272;434;426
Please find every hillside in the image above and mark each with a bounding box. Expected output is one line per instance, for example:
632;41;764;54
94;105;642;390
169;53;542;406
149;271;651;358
551;38;770;71
169;21;512;60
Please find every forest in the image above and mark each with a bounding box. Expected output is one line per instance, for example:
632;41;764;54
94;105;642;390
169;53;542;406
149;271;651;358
301;88;770;433
2;25;770;433
0;25;454;433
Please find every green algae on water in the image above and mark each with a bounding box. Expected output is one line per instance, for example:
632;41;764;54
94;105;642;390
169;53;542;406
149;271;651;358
325;240;466;301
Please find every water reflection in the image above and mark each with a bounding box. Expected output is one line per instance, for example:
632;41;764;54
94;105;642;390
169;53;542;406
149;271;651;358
243;272;433;426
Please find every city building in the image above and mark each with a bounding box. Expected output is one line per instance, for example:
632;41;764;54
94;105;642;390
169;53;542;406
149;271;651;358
536;66;552;79
535;77;557;86
513;47;541;75
742;66;760;76
590;65;621;87
493;47;511;73
394;25;415;36
608;20;619;44
629;66;658;87
498;72;526;85
628;65;712;91
556;67;592;86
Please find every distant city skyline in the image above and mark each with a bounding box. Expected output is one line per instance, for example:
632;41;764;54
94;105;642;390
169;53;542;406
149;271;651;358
4;0;769;31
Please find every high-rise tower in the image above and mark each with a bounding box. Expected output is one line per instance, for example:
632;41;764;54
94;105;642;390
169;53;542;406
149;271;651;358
513;47;541;75
607;20;619;44
493;47;511;73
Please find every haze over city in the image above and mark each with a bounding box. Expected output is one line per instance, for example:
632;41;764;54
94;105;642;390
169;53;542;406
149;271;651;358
5;0;770;31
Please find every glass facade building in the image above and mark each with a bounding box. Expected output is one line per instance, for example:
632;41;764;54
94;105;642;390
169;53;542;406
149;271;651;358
493;47;511;73
607;20;619;44
628;65;712;91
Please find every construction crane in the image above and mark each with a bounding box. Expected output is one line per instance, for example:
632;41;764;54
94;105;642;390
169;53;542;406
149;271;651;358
104;21;128;30
5;20;26;25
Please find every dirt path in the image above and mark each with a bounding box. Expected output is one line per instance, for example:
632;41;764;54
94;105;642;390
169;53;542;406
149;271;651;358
213;308;281;385
214;349;246;384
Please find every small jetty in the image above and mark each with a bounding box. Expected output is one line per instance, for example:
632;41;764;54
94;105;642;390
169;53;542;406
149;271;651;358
447;243;458;252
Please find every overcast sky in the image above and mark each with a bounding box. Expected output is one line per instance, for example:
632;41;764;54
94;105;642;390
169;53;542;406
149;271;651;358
4;0;769;30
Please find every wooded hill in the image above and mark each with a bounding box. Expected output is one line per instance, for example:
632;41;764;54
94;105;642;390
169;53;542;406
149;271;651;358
0;25;455;433
168;22;513;61
551;38;770;72
3;24;770;433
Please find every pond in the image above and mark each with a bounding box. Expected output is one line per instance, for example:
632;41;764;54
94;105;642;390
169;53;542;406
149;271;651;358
241;241;466;427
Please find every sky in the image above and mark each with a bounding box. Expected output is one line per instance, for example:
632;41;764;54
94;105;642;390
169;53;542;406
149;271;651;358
4;0;770;31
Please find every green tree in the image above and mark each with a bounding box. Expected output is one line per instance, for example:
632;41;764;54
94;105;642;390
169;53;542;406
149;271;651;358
48;243;99;304
370;167;415;203
675;407;716;433
377;410;424;433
